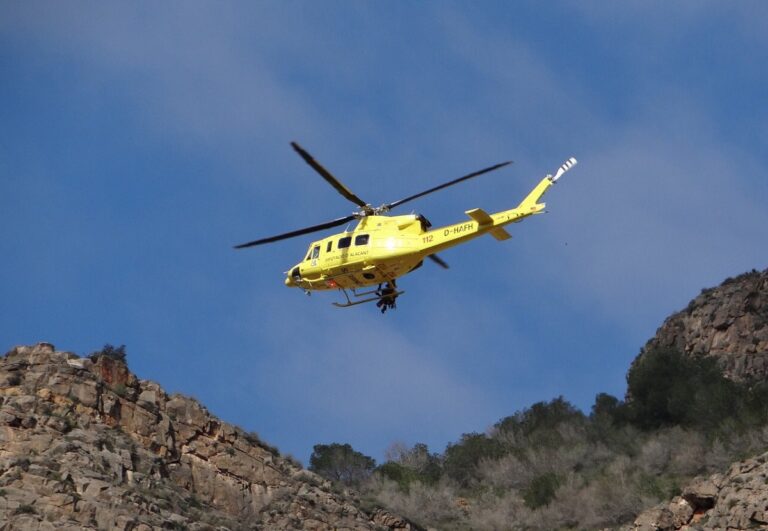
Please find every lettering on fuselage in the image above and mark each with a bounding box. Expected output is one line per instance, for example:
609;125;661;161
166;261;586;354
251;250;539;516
444;222;474;237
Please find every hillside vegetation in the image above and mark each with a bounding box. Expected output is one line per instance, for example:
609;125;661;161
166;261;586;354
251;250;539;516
310;347;768;529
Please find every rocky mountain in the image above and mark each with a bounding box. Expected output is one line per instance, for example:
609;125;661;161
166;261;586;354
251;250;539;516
0;343;414;530
634;268;768;383
628;267;768;530
3;268;768;530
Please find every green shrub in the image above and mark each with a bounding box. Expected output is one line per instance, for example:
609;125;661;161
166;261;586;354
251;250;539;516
309;443;376;486
376;462;420;492
444;433;504;486
13;504;36;515
89;344;127;363
626;348;741;431
522;472;562;509
496;397;587;449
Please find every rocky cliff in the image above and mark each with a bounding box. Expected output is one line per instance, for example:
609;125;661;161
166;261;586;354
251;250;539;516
635;268;768;383
628;267;768;530
0;343;414;530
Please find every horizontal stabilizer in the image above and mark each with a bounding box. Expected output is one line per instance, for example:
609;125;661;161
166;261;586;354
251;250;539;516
466;208;494;225
489;227;512;241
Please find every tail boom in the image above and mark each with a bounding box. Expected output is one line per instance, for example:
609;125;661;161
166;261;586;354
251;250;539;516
417;157;577;256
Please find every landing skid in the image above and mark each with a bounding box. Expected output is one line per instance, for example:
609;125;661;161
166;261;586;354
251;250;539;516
333;283;403;313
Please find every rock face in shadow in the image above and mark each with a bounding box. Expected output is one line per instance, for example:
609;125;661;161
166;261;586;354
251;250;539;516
634;268;768;383
0;343;415;530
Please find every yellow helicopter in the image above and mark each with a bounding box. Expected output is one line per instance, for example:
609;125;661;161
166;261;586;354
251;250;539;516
235;142;577;312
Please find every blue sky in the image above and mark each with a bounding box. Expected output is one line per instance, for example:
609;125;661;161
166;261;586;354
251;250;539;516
2;1;767;463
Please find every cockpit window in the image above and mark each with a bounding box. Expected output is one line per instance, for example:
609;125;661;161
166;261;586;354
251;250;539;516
326;241;333;252
354;234;370;246
338;236;352;249
311;246;320;259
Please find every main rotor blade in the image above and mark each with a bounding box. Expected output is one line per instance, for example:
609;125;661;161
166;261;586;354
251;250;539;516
291;142;369;209
233;214;356;249
385;161;512;211
427;254;449;269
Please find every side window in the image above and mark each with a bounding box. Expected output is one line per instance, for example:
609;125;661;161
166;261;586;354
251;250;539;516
326;241;333;252
311;246;320;259
354;234;369;246
338;236;352;249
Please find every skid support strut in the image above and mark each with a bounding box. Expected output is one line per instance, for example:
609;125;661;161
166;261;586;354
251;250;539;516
332;281;403;312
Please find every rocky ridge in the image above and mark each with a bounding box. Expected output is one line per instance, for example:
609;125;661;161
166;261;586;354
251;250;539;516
635;268;768;383
0;343;414;530
627;267;768;530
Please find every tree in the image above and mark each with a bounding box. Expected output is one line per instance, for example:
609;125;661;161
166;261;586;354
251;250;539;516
495;396;586;448
626;347;740;431
89;344;127;363
309;443;375;486
444;433;504;486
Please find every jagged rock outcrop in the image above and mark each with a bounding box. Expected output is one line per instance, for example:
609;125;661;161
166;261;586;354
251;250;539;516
0;343;415;530
629;450;768;530
635;268;768;383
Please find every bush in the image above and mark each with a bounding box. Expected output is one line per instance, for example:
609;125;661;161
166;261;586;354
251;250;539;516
309;443;376;486
376;462;419;492
496;397;586;448
13;504;36;515
522;472;562;509
89;344;127;363
444;433;504;486
380;442;443;489
626;348;741;431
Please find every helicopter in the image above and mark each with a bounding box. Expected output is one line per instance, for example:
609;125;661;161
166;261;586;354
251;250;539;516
235;142;577;312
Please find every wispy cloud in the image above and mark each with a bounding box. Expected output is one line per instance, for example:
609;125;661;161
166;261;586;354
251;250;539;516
2;1;767;463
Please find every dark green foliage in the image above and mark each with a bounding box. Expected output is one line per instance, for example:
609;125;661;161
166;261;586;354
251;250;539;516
444;433;504;486
377;442;442;491
376;462;420;491
89;343;127;363
309;443;376;486
591;392;621;420
13;504;35;515
522;472;562;509
625;348;762;432
497;396;586;447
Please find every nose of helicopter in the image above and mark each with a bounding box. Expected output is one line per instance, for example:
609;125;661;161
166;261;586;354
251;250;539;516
285;266;300;287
